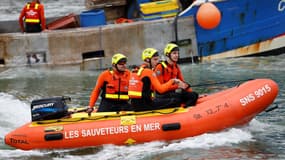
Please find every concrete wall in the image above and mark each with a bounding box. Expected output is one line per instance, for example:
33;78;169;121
0;17;66;33
0;16;197;70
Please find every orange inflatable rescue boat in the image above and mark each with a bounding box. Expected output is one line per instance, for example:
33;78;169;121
5;79;279;150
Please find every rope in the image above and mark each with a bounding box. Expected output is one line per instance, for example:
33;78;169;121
36;108;181;125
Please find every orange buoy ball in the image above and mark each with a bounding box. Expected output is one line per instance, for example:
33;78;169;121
196;2;221;29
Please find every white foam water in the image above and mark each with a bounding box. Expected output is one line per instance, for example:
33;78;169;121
50;122;266;160
0;93;30;137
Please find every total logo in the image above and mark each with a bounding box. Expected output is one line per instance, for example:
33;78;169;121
27;10;37;16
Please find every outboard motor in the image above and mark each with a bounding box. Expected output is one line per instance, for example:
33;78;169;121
31;96;71;121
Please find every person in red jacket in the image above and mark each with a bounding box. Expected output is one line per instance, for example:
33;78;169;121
86;53;132;113
128;48;181;111
19;0;46;33
154;43;199;107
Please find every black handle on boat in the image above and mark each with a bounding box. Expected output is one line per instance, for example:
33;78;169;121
62;96;71;102
265;104;279;112
190;79;254;87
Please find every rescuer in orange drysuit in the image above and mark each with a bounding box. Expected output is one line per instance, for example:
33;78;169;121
128;48;182;111
87;53;132;113
154;43;199;107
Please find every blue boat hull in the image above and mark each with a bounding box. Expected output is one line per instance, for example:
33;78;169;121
181;0;285;58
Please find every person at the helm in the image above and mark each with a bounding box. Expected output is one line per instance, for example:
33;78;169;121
87;53;132;113
128;48;181;111
154;43;199;107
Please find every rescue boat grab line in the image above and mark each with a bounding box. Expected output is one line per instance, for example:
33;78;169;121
191;79;254;87
36;108;180;125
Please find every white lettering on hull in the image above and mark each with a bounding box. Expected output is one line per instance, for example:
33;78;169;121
64;122;161;139
240;84;271;106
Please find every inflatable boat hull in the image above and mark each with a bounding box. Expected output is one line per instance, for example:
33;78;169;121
5;79;279;150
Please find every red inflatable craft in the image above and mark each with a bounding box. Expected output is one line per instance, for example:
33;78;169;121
5;79;278;150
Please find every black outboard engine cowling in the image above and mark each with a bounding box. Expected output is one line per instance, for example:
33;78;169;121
31;96;70;121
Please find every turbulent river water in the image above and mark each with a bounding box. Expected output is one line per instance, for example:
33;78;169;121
0;54;284;160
